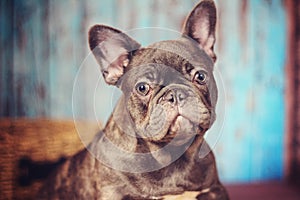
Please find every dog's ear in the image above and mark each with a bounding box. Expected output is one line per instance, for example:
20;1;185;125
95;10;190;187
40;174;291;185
89;25;141;85
183;0;217;62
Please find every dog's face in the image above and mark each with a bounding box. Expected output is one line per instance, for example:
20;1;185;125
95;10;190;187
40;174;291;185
89;0;217;147
117;42;217;146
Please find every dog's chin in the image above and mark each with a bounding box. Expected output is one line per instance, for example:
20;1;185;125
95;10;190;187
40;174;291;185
159;115;205;146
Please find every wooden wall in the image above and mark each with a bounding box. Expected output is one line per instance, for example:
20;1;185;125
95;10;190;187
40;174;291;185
0;0;288;183
285;0;300;185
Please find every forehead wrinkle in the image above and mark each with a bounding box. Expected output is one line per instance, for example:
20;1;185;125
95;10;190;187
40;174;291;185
134;64;158;79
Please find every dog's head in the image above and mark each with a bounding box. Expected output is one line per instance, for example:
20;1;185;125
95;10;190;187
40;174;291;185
89;0;217;147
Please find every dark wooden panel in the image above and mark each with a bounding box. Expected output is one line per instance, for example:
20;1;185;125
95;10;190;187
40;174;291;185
226;182;300;200
285;0;300;185
0;0;15;117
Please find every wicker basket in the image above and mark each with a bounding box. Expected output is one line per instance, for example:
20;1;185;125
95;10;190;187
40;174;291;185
0;118;99;200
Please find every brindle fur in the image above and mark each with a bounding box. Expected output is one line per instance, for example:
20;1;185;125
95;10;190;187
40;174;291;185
38;1;229;199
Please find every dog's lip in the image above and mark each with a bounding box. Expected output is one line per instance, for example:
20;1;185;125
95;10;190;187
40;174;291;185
168;115;188;134
168;115;199;134
162;115;203;143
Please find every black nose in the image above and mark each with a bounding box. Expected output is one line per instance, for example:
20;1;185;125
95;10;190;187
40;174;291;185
163;89;187;105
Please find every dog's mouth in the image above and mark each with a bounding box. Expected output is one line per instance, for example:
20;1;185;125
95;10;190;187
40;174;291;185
159;115;205;145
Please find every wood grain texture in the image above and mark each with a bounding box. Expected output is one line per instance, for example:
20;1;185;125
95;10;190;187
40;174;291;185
226;181;300;200
285;0;300;185
214;0;286;182
0;118;99;200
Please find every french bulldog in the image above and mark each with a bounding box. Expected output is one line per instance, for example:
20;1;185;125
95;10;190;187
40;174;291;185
38;0;229;199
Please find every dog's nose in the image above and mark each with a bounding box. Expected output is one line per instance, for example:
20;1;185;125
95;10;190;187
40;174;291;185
163;89;187;105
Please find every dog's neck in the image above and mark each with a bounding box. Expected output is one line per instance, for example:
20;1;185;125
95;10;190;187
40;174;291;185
103;114;138;152
102;114;205;164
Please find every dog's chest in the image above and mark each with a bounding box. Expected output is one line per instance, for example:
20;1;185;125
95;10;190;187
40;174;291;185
123;156;205;198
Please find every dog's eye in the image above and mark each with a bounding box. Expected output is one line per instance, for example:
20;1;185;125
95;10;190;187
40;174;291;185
136;82;150;96
193;71;207;85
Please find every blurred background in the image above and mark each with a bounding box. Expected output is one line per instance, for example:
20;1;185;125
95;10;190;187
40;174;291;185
0;0;300;199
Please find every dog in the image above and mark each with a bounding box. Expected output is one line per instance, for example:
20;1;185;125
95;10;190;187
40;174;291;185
38;0;229;199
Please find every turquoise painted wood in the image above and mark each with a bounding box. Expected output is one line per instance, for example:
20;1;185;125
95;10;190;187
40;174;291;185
0;0;287;183
214;0;286;182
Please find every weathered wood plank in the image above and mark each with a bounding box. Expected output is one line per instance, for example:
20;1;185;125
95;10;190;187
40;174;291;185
214;0;286;182
0;0;15;117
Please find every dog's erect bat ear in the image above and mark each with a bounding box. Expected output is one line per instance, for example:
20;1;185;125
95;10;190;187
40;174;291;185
183;0;217;62
89;25;141;85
